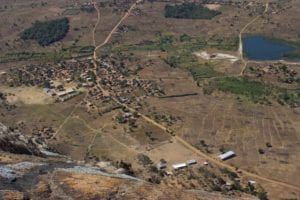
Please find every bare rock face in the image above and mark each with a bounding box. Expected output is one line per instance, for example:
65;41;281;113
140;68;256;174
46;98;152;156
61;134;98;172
0;123;43;156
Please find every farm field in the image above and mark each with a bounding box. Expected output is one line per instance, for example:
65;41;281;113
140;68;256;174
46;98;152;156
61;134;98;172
140;62;300;187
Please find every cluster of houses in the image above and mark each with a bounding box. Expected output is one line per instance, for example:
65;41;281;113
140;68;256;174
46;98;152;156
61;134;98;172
1;58;95;88
67;1;95;12
80;72;95;88
97;60;164;99
39;66;97;102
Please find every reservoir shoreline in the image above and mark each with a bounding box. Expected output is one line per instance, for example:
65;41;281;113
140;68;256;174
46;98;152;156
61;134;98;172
242;35;300;63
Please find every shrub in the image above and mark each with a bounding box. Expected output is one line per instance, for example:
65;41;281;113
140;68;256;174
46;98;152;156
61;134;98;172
258;148;265;154
232;181;244;192
199;167;217;178
279;90;300;106
220;168;239;180
137;153;153;166
190;63;220;79
164;56;178;68
211;183;222;191
208;77;272;102
257;191;269;200
245;182;257;195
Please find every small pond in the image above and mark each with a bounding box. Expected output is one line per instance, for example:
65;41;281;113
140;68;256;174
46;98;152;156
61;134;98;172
243;36;300;61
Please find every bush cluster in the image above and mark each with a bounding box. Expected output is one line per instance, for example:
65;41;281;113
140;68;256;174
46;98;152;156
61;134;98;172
20;18;69;46
165;3;221;19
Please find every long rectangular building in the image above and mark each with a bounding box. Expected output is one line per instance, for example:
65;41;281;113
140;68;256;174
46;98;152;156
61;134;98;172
172;163;187;170
219;151;235;161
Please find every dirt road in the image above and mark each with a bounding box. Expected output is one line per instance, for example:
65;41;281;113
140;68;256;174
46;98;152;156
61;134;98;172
90;1;300;193
92;2;101;48
238;16;260;60
93;1;139;59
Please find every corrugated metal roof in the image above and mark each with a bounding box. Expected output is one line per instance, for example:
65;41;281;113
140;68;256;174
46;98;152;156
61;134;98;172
186;159;197;165
57;88;75;97
219;151;235;160
172;163;187;169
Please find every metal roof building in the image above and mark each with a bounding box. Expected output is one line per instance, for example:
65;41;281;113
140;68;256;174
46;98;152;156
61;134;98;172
186;159;197;165
219;151;235;161
156;162;167;170
57;88;75;97
172;163;187;170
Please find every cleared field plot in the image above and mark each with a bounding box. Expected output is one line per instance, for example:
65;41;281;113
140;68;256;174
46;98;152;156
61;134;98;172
137;58;300;190
0;95;84;136
89;133;138;162
146;140;206;168
1;86;54;105
53;117;96;160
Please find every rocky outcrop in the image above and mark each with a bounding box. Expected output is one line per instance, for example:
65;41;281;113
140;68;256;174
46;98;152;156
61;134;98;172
30;169;257;200
0;123;43;156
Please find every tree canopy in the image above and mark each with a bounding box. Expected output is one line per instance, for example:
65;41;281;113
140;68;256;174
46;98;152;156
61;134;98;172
20;18;69;46
164;3;221;19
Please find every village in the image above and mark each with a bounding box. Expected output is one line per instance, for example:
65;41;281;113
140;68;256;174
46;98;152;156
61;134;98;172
0;51;239;159
0;56;163;104
0;0;299;198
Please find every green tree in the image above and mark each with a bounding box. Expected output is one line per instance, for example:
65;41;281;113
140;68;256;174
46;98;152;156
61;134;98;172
20;18;69;46
164;3;221;19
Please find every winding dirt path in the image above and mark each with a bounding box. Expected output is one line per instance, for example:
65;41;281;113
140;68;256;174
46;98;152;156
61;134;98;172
51;93;87;139
93;1;140;59
238;16;260;76
238;16;260;60
90;0;300;193
73;115;140;155
92;2;101;47
238;2;270;60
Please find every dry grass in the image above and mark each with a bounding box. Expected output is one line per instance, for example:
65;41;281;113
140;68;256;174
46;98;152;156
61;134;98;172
2;86;54;105
58;171;125;197
135;56;300;194
1;191;24;200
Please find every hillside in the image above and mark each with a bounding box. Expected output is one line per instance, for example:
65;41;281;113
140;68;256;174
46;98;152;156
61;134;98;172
0;152;258;200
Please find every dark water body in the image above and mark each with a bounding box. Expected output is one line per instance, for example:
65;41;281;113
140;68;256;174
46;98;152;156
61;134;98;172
243;36;300;61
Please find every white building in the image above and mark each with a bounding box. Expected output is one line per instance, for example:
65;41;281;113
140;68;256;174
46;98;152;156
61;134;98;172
172;163;187;170
57;88;75;97
219;151;235;161
186;159;197;165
